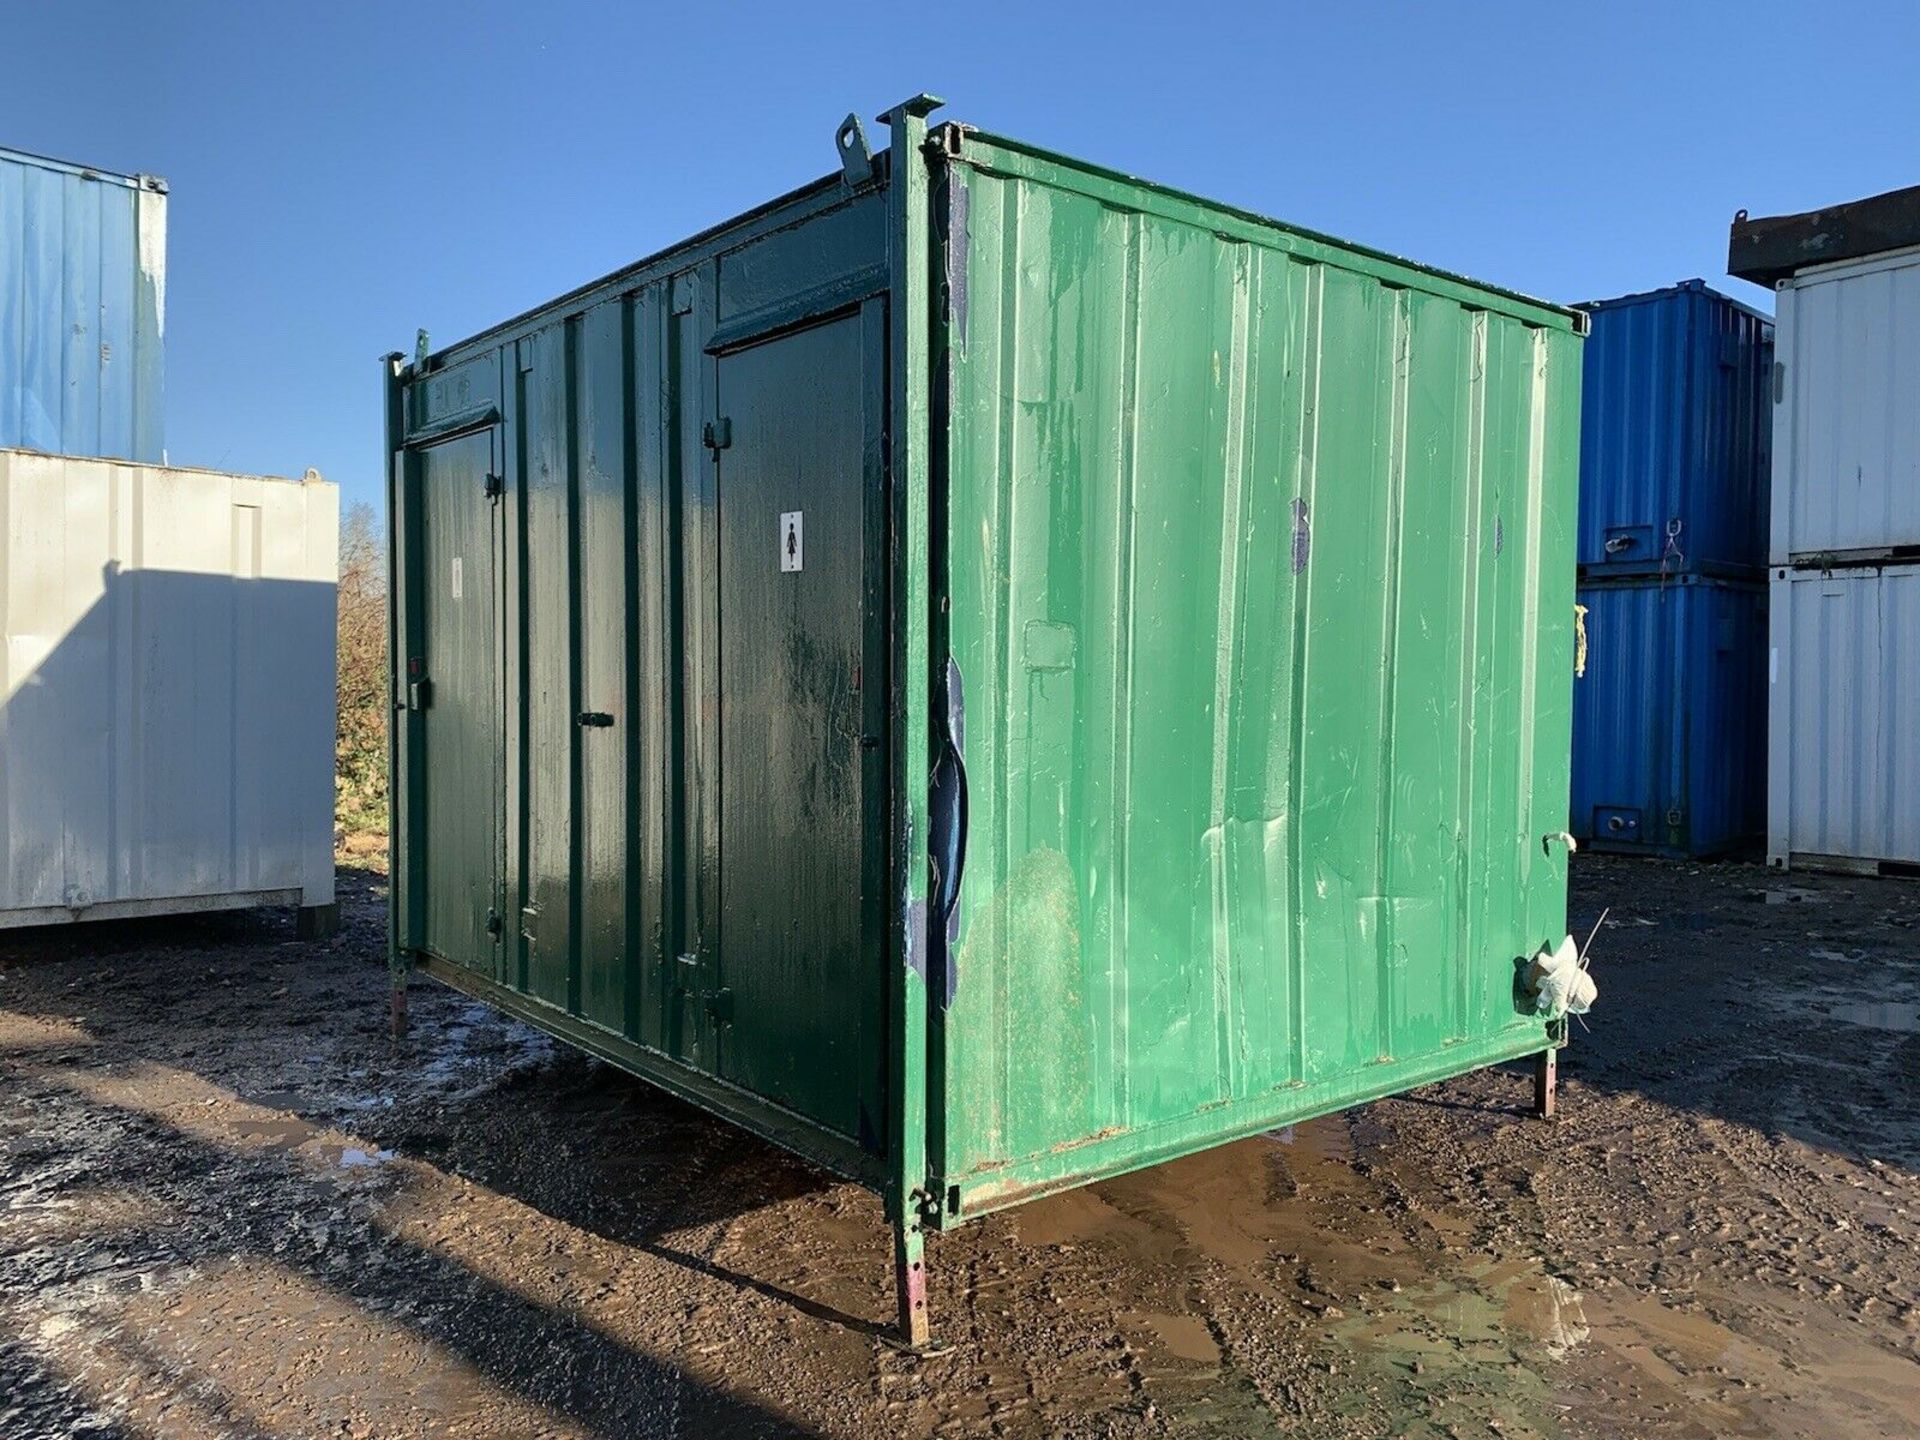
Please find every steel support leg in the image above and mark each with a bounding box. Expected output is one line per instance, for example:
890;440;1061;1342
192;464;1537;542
296;902;341;940
1533;1045;1557;1119
894;1217;929;1349
390;978;410;1039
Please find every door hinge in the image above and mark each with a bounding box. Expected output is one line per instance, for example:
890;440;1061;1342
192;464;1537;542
407;677;433;711
484;471;504;500
702;418;731;452
577;711;614;728
702;988;734;1024
485;908;503;939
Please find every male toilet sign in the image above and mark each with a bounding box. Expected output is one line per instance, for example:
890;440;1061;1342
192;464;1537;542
780;511;803;573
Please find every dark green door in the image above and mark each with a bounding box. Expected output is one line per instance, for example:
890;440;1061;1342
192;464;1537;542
416;429;503;979
714;310;884;1148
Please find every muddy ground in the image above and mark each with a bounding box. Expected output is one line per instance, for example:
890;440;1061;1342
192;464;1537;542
1;855;1916;1439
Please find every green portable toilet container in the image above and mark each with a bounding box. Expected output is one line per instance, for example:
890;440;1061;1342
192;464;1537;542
386;97;1586;1346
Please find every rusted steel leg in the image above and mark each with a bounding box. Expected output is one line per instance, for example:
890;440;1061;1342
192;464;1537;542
390;977;410;1038
1533;1045;1557;1119
894;1217;930;1349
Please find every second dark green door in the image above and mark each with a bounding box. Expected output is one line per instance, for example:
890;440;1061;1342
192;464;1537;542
714;309;885;1149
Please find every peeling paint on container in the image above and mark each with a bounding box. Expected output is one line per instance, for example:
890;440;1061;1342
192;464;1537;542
0;146;166;463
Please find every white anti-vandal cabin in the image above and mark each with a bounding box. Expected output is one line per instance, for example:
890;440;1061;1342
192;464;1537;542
0;449;339;933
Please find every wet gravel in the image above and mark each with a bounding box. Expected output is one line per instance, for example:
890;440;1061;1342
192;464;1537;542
1;856;1916;1438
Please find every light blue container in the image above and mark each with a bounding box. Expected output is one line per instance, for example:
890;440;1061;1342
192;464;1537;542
0;145;166;462
1577;281;1771;578
1571;574;1766;857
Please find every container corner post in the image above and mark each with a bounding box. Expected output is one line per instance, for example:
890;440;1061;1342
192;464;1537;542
296;902;340;940
1533;1044;1558;1119
882;87;944;1354
893;1210;931;1349
389;964;411;1039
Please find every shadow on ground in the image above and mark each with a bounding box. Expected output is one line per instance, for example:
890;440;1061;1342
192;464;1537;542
1558;854;1920;1170
1;857;1917;1439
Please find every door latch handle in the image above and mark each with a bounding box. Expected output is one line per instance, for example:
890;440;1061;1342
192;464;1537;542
577;711;614;727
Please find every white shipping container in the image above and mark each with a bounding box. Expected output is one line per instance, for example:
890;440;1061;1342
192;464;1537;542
0;449;338;928
1768;563;1920;873
1771;245;1920;563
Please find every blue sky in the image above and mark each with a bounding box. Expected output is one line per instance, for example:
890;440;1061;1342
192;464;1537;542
5;2;1915;513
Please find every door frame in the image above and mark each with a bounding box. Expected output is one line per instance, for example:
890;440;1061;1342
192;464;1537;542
391;411;506;974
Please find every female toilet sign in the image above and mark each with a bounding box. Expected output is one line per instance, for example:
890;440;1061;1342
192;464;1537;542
780;511;803;573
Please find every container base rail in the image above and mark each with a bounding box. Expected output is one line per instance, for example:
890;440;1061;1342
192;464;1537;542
0;888;337;935
1771;852;1920;880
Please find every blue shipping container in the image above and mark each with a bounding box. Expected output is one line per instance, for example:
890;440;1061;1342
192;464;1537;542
0;145;166;463
1577;280;1771;577
1571;575;1766;857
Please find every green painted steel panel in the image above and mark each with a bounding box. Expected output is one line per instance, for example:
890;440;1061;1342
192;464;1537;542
412;428;503;975
930;133;1581;1219
389;112;1581;1234
392;177;893;1189
714;309;887;1146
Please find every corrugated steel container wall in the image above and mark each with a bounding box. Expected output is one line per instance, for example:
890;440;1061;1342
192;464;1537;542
0;450;336;925
391;177;897;1186
1571;576;1765;857
1768;563;1920;871
389;115;1583;1236
0;147;166;463
1772;246;1920;562
1577;281;1772;577
934;132;1582;1216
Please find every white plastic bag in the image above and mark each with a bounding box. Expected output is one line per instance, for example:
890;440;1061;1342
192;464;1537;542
1527;934;1597;1019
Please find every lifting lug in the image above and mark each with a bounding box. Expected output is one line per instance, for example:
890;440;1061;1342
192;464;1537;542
835;112;877;188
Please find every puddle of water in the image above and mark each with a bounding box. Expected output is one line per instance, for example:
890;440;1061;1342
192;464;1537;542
230;1115;318;1152
1826;1000;1920;1033
1267;1118;1357;1166
1501;1271;1590;1360
338;1146;394;1169
1142;1311;1221;1367
407;1002;558;1104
